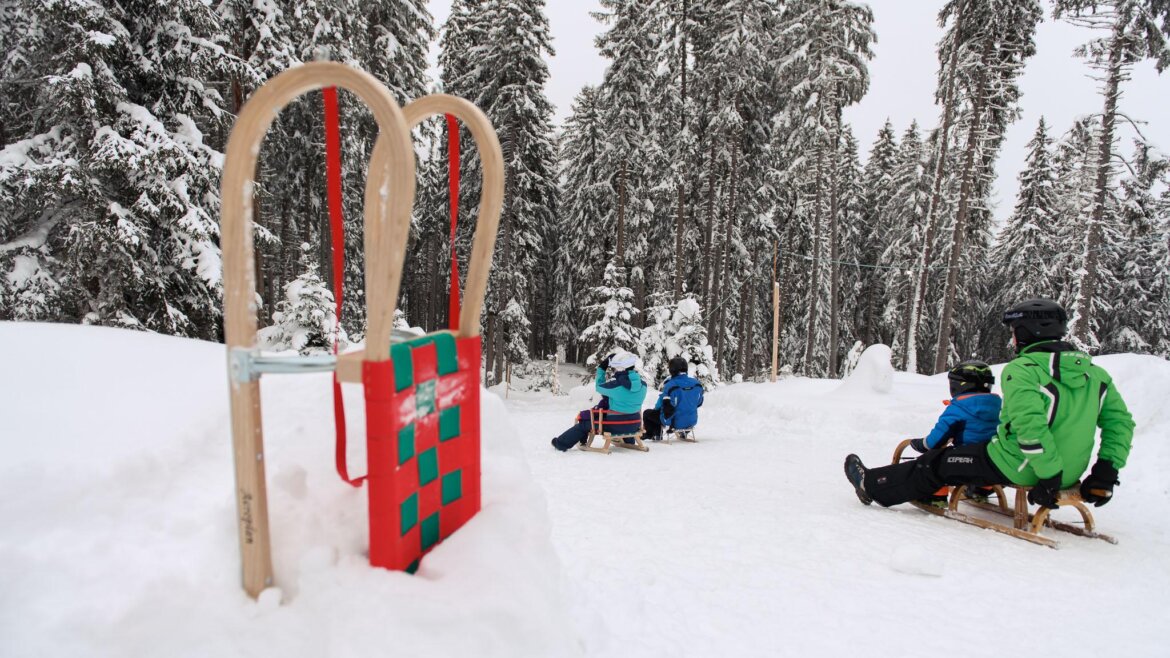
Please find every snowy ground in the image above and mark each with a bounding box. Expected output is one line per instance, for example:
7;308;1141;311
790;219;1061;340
3;323;1169;657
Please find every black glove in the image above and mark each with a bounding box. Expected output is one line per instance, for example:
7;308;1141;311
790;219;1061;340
909;438;928;454
1080;460;1119;507
599;354;612;370
1027;473;1063;510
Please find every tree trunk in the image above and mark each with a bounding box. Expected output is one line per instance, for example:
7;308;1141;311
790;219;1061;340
673;0;689;302
827;102;843;378
1071;8;1129;346
616;159;627;266
934;54;989;373
804;146;825;374
906;0;967;373
701;140;718;309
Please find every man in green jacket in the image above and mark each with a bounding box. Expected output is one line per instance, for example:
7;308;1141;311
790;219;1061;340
844;298;1136;510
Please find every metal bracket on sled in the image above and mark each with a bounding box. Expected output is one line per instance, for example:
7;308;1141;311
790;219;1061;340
229;330;427;383
229;348;338;383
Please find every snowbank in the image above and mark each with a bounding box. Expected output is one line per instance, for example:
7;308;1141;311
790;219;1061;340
0;322;578;658
833;343;894;395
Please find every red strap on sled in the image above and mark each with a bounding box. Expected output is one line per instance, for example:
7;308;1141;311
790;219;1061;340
324;87;364;487
446;114;461;330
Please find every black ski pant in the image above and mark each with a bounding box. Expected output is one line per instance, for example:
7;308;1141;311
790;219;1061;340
642;409;663;439
864;443;1011;508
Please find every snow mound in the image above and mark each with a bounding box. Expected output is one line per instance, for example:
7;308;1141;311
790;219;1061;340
0;322;578;658
834;344;894;395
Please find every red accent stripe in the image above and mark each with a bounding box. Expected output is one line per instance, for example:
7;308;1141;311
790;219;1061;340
324;86;364;487
447;114;461;330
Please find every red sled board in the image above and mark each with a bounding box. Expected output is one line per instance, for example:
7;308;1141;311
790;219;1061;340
363;331;482;573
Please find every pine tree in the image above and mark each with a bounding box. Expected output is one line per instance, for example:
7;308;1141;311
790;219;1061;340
1055;0;1170;349
985;117;1062;361
0;0;234;337
670;295;719;387
579;261;641;366
857;120;899;346
257;263;348;355
932;0;1042;372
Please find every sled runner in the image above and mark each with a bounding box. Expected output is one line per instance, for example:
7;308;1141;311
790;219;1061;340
667;427;697;443
221;62;503;596
891;439;1116;548
579;409;648;454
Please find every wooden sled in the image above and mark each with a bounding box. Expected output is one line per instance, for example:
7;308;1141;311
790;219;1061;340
666;427;697;443
578;409;648;454
891;439;1116;548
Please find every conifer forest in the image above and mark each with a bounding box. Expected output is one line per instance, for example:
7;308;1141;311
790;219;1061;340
2;0;1169;385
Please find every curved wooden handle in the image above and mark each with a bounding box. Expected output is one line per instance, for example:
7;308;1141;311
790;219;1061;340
219;62;415;597
366;93;504;342
221;62;416;358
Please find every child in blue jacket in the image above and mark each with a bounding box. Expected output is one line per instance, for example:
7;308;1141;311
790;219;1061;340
643;356;704;441
552;350;647;451
908;360;1002;503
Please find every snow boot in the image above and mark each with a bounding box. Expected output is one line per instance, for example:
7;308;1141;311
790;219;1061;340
918;486;950;508
551;438;568;453
844;454;873;505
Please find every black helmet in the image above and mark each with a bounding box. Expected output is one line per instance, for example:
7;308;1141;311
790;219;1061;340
1002;298;1068;346
948;360;994;397
668;356;689;377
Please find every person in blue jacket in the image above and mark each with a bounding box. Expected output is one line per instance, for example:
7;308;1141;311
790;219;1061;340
643;356;704;441
552;350;648;451
907;360;1002;504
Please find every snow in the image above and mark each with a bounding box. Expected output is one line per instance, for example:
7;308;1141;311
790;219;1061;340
4;324;1170;656
0;323;575;657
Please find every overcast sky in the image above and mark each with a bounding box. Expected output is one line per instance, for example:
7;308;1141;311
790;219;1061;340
426;0;1168;223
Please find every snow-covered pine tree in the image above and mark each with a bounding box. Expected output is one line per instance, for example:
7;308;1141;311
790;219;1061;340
0;0;233;337
594;0;657;293
773;0;874;377
1054;0;1170;349
1104;141;1170;353
579;261;641;367
473;0;559;382
257;258;348;355
856;120;899;347
670;295;719;387
984;117;1061;361
931;0;1042;373
879;122;931;363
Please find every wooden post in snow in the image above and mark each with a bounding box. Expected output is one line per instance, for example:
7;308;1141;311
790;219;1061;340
771;281;780;382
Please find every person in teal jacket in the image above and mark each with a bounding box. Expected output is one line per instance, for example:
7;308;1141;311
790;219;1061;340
552;350;648;451
845;298;1135;510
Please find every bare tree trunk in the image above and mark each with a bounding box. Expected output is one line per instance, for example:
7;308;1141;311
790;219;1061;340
743;274;757;376
616;159;627;266
1072;8;1129;346
701;140;718;309
934;57;989;373
905;0;967;373
804;146;825;374
827;102;843;378
673;0;689;302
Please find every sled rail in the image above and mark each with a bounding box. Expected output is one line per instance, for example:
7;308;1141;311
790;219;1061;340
891;439;1116;548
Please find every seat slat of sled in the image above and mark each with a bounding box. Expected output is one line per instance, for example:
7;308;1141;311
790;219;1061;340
610;430;649;452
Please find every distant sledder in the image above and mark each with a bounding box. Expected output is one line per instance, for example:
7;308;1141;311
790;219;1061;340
551;350;648;453
845;298;1136;547
643;356;704;442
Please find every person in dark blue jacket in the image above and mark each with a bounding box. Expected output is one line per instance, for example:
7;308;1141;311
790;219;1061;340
643;356;705;441
552;350;647;451
907;360;1002;504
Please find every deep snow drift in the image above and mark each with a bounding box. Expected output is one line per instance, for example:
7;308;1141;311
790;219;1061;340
0;323;577;657
3;323;1169;657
